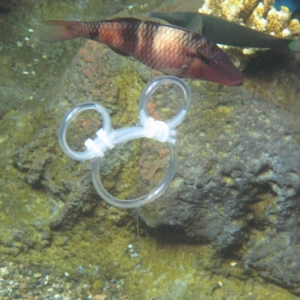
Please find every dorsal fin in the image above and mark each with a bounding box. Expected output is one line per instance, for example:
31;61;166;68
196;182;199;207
186;15;203;35
109;17;141;22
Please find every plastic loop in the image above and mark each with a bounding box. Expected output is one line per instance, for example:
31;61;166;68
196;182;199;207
57;76;191;208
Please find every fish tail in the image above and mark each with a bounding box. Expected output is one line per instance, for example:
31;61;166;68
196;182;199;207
40;20;83;43
288;40;300;52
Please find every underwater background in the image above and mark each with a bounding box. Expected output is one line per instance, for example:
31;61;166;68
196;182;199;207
1;0;300;299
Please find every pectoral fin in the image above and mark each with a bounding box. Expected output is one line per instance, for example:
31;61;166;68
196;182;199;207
288;40;300;52
160;65;188;76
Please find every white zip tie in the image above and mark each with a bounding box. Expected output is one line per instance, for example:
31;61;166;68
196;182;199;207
97;128;114;149
84;138;105;157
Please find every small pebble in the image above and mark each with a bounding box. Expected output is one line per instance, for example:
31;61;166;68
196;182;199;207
0;258;127;299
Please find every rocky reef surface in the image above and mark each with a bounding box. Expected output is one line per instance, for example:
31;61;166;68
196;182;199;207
1;0;300;299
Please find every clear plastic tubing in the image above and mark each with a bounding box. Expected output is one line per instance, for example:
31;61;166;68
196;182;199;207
57;76;191;208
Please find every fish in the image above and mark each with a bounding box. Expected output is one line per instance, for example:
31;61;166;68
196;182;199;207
40;18;244;86
148;12;300;53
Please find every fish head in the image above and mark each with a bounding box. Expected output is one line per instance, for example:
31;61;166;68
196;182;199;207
188;39;244;86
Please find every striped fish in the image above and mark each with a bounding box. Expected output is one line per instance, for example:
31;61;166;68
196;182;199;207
41;18;244;86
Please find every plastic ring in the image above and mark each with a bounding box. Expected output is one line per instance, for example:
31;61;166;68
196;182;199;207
58;102;111;161
139;76;191;130
91;143;178;208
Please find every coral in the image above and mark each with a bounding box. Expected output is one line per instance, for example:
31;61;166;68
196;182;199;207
199;0;300;37
247;2;269;31
199;0;260;22
266;7;291;34
289;18;300;34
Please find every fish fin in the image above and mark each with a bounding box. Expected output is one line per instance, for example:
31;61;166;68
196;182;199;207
148;12;192;31
40;20;81;43
148;12;173;21
109;47;130;56
110;17;141;22
149;12;203;34
185;15;203;35
288;40;300;52
160;65;188;76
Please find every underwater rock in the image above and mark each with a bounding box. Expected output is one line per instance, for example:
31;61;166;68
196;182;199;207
0;86;33;118
0;0;16;13
12;40;145;229
244;230;300;294
138;83;300;245
137;79;300;294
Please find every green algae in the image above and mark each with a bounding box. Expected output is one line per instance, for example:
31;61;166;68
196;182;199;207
95;67;145;200
107;69;143;199
0;109;54;255
111;68;143;126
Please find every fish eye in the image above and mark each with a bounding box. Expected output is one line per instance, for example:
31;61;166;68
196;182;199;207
210;59;218;67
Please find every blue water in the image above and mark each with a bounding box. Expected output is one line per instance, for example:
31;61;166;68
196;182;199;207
273;0;300;12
